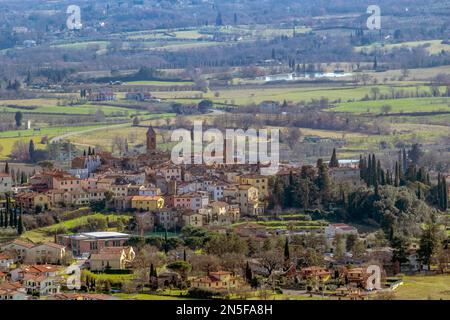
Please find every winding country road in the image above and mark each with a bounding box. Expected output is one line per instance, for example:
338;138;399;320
49;122;131;143
49;109;224;143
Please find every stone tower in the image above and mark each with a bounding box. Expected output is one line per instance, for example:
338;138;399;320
146;126;156;152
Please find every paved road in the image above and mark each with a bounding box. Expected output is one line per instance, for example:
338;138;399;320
49;122;131;143
50;109;225;143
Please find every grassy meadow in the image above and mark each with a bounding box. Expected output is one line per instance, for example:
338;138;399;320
393;275;450;300
331;97;450;114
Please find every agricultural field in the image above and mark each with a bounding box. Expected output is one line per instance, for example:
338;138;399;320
66;115;175;150
153;85;445;106
0;98;146;116
331;97;450;114
0;124;106;159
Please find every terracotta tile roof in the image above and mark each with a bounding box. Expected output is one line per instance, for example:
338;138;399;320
7;239;35;249
131;195;163;201
0;253;14;260
22;264;61;274
0;282;23;290
35;242;66;250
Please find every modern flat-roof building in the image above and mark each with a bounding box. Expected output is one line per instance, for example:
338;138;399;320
57;232;131;257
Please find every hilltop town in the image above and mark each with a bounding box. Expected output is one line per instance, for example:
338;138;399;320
0;124;448;301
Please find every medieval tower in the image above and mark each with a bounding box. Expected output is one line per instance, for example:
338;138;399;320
146;126;156;152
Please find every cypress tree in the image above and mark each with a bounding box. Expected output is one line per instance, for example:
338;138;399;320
4;205;8;227
377;160;382;184
9;206;14;228
359;155;365;180
0;211;3;228
164;229;168;253
437;173;442;209
367;155;372;186
402;148;408;173
150;264;154;279
441;176;448;210
28;140;35;163
371;154;377;186
329;148;339;168
13;204;18;227
4;161;9;174
245;262;253;283
316;159;331;206
17;212;24;235
284;237;290;261
20;171;26;184
394;162;400;187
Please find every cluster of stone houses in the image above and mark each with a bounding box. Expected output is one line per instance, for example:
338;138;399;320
0;234;134;300
0;239;65;300
0;127;276;233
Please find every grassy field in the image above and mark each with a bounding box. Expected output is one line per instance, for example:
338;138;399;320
20;213;131;243
113;293;193;300
0;98;145;116
83;270;135;287
52;41;110;50
393;275;450;300
331;97;450;114
0;124;106;159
